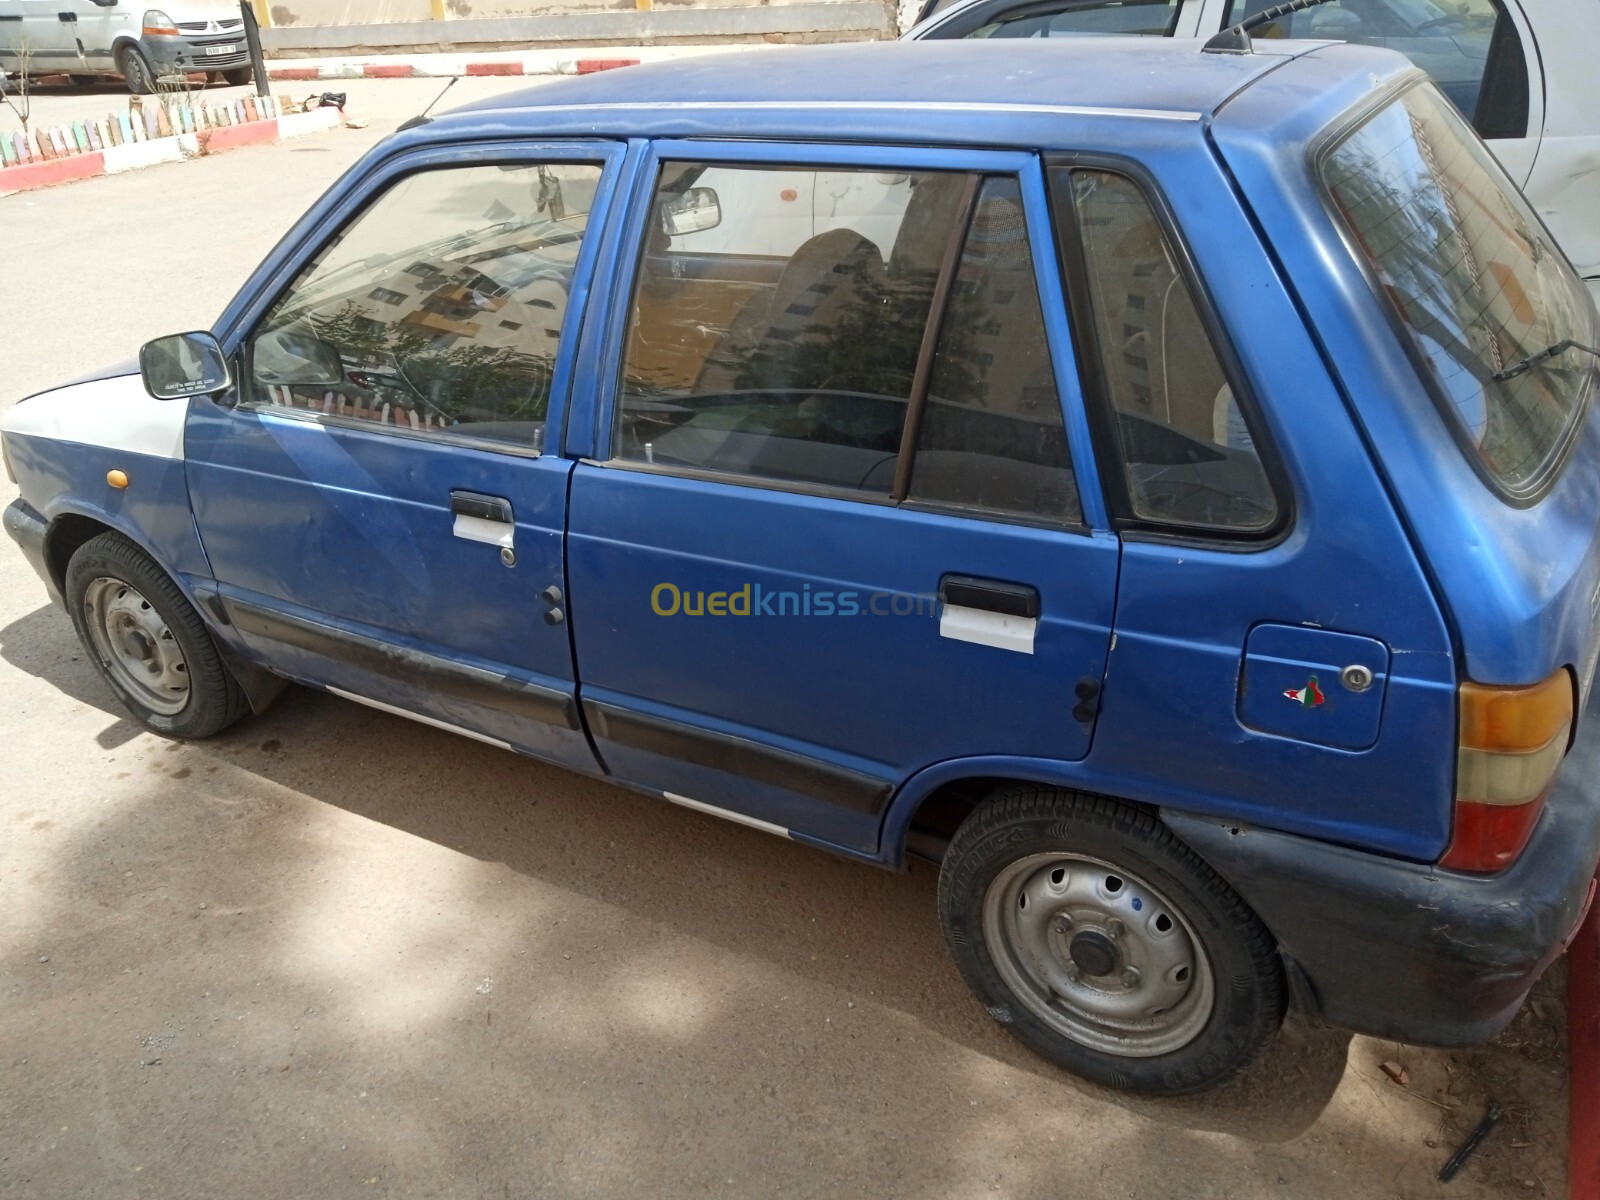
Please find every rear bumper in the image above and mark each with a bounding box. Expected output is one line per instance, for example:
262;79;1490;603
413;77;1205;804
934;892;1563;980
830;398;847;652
3;498;60;606
1164;697;1600;1046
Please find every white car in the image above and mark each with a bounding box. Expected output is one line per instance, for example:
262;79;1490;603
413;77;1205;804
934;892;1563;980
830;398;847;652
0;0;253;94
907;0;1600;300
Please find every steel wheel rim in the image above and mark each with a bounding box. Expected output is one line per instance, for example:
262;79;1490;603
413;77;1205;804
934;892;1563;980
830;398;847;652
122;52;152;91
982;851;1214;1058
82;577;189;715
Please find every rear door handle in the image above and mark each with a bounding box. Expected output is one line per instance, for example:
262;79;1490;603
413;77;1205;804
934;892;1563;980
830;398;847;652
939;574;1039;618
450;490;514;548
938;574;1040;655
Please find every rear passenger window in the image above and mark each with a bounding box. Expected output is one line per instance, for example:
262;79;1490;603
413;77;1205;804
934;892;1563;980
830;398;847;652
909;176;1078;521
616;164;939;494
1223;0;1530;140
615;163;1079;523
1063;169;1278;533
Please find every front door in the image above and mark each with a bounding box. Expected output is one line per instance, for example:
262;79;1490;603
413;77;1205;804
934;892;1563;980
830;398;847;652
187;145;622;770
566;145;1119;856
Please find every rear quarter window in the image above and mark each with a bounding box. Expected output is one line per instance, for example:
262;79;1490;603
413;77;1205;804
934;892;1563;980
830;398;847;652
1321;83;1599;500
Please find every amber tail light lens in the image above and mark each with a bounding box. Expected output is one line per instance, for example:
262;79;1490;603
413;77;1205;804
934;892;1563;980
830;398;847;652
1441;670;1574;872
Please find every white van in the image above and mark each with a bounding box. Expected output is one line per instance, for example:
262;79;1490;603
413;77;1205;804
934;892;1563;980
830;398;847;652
0;0;253;94
907;0;1600;300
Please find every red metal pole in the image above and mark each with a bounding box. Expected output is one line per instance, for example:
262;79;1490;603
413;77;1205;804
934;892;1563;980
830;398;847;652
1571;873;1600;1200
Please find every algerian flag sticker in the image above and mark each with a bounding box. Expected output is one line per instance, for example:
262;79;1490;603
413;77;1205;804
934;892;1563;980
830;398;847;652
1284;676;1325;708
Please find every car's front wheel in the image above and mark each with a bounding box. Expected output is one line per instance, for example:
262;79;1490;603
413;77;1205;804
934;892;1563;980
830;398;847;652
65;531;250;739
938;786;1285;1095
116;45;157;95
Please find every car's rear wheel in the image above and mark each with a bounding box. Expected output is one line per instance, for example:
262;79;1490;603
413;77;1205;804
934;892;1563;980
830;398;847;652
938;785;1285;1095
221;66;254;86
65;532;250;739
116;45;157;95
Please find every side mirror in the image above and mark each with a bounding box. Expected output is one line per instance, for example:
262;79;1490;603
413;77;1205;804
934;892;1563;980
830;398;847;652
140;331;231;400
659;187;722;238
251;327;345;388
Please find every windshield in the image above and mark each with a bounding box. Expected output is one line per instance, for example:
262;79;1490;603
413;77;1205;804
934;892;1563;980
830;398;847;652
1321;83;1599;497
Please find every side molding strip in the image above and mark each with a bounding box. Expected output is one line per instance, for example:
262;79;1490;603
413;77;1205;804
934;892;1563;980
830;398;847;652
661;791;791;838
328;686;514;751
584;699;895;815
223;596;581;730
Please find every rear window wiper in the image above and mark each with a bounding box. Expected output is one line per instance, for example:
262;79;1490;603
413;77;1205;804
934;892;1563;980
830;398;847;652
1492;339;1600;382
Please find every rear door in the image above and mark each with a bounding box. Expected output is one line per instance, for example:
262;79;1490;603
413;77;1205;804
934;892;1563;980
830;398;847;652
565;143;1118;856
187;142;624;769
3;0;72;70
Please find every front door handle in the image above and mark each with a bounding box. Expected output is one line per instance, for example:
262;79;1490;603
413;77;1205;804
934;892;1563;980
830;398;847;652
450;490;514;549
938;574;1040;655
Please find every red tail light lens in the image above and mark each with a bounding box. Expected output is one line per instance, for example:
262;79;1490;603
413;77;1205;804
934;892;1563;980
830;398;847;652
1441;670;1574;872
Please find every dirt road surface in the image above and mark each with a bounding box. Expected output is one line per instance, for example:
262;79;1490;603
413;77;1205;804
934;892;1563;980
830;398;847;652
0;76;1573;1199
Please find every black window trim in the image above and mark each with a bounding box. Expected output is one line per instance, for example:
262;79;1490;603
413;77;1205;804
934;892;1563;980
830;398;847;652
1309;75;1594;509
602;158;1093;535
1046;152;1296;547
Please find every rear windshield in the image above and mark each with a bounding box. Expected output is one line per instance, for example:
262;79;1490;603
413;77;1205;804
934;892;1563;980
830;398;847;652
1321;84;1598;498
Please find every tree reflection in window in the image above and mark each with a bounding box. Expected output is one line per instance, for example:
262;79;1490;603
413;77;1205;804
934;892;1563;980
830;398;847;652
248;162;603;450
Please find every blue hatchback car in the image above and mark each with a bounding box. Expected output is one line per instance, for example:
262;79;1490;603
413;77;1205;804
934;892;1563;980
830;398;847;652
5;32;1600;1095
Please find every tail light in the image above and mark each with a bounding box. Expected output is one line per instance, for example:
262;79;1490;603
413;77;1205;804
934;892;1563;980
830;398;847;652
1441;669;1574;872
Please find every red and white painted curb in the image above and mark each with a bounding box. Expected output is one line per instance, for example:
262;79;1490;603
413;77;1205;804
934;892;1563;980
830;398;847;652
0;107;343;198
269;56;640;82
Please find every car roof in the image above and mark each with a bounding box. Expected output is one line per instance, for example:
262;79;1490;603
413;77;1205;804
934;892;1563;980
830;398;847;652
436;38;1326;141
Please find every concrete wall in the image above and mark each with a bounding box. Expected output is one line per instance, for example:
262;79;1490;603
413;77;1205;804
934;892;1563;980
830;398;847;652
268;0;432;26
260;0;895;51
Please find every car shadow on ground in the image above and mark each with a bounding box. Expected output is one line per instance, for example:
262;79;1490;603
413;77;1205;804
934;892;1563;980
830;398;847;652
0;600;144;748
1;598;1356;1144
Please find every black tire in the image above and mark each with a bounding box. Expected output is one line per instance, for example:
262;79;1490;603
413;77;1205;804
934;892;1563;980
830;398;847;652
68;73;102;86
938;786;1285;1095
221;66;254;86
65;532;250;739
116;45;157;95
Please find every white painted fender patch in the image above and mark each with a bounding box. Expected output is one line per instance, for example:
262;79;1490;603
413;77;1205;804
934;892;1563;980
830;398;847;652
1;373;187;461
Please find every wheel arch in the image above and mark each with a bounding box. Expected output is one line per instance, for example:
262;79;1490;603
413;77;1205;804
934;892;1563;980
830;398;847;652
111;34;148;65
44;509;134;600
882;756;1160;869
42;504;288;716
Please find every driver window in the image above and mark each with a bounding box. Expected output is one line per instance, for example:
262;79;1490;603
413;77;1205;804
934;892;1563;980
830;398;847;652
246;162;605;450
